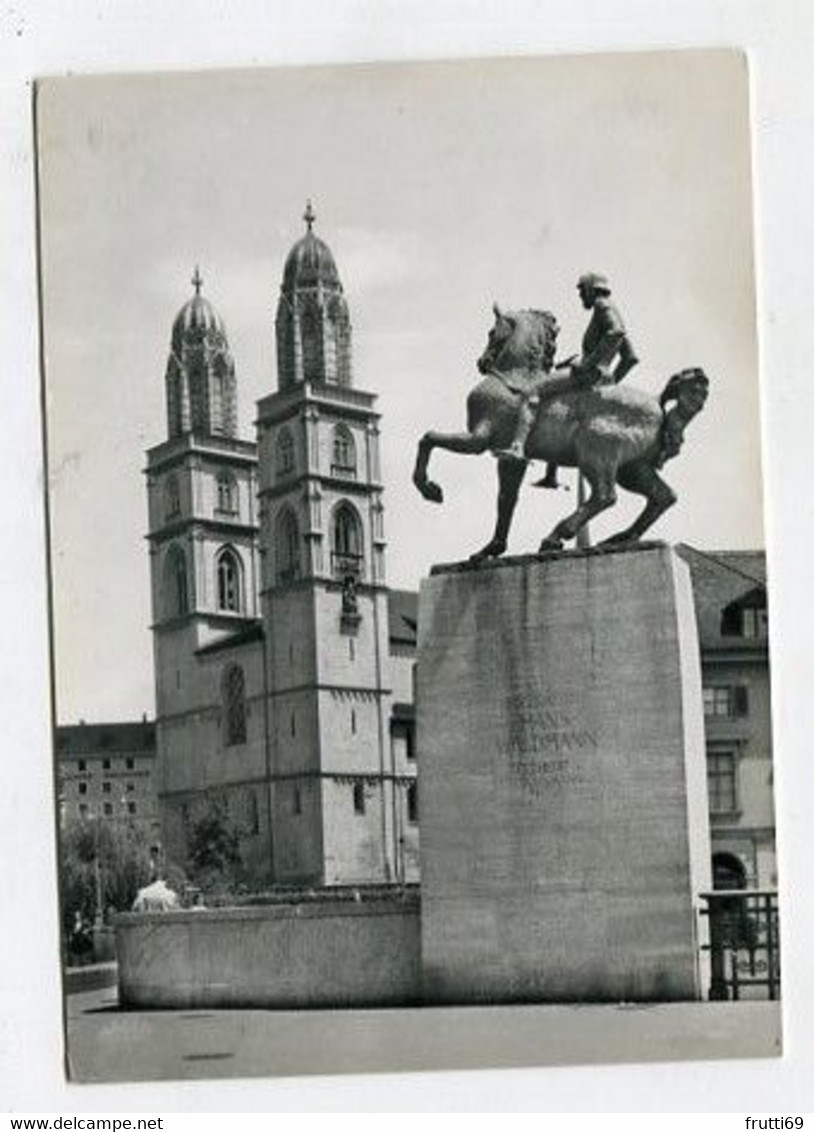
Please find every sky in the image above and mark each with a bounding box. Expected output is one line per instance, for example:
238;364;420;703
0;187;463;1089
37;50;763;723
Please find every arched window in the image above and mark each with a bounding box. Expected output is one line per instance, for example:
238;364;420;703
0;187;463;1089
710;852;754;950
216;547;243;613
211;356;229;436
301;301;324;384
222;665;247;746
332;502;363;578
215;471;237;515
712;852;747;891
331;424;356;478
164;474;180;520
328;296;352;386
276;507;301;583
276;428;295;479
164;544;188;618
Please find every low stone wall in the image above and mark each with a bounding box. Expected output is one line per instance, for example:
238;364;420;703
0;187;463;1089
116;893;421;1009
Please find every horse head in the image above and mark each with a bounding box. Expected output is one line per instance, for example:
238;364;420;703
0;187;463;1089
659;367;710;417
477;305;559;376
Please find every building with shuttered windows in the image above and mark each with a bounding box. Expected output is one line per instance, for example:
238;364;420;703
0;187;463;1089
676;545;774;890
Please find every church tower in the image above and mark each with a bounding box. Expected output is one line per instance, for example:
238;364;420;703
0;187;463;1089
145;271;261;838
165;266;239;438
146;269;260;650
275;200;353;390
258;205;398;885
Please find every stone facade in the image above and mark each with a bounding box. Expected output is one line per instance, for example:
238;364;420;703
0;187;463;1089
146;213;418;887
56;721;161;849
676;545;774;889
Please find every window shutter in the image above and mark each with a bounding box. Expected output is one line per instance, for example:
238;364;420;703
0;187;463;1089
733;685;749;716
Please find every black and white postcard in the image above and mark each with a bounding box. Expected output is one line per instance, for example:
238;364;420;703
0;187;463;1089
35;49;781;1089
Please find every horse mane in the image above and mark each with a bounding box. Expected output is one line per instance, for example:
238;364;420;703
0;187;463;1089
512;308;560;371
523;308;559;331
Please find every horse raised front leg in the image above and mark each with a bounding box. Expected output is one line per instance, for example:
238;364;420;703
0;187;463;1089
538;467;617;553
413;421;493;504
470;456;526;562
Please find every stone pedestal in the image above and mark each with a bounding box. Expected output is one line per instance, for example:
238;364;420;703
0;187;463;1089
417;542;711;1004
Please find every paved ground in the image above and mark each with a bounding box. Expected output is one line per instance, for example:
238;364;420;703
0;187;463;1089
65;983;782;1084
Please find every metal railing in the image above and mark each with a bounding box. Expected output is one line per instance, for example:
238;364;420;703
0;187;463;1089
331;551;363;578
330;462;357;480
700;889;780;1000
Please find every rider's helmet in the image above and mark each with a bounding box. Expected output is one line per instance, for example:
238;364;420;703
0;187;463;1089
577;272;611;296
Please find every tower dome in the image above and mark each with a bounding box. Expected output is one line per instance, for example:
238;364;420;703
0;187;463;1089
275;202;353;391
282;226;341;294
171;290;227;352
165;267;238;438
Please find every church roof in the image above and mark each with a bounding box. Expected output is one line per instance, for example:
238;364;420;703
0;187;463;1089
388;589;418;647
281;201;341;294
195;622;265;657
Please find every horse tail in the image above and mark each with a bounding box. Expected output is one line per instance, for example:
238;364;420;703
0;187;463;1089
655;367;710;468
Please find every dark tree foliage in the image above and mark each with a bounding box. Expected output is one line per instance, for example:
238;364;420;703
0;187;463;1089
186;800;243;894
59;819;154;954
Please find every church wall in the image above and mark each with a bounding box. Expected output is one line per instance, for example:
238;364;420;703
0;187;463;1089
397;796;421;882
256;417;297;492
153;623;202;730
387;777;420;884
161;795;188;871
271;775;324;884
145;468;181;534
157;638;265;856
263;588;317;692
312;587;390;690
146;452;257;534
268;687;321;775
318;691;386;775
152;611;280;887
217;779;272;882
390;648;416;705
314;414;372;483
162;778;274;886
321;778;390;884
194;457;256;525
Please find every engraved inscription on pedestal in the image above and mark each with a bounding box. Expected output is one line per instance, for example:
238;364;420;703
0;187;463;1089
502;692;595;795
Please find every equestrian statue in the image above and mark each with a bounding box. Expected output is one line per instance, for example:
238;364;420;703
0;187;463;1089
412;274;709;559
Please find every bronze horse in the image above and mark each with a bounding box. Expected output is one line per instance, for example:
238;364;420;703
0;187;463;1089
413;305;709;558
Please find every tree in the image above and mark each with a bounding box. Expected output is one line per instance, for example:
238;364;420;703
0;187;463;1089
186;799;243;895
58;818;153;949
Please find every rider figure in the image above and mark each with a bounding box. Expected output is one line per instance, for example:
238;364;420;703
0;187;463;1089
497;273;638;482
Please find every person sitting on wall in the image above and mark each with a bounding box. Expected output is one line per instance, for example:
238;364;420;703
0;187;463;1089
132;877;180;912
